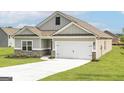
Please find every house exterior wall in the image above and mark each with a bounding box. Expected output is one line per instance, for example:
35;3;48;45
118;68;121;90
0;29;8;47
96;38;112;59
41;39;51;49
14;37;41;50
37;14;71;31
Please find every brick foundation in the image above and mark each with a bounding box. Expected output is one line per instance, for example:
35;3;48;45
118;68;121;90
15;50;51;57
92;52;96;61
51;50;55;58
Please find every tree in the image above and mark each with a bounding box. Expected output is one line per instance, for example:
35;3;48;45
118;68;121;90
122;28;124;35
120;28;124;43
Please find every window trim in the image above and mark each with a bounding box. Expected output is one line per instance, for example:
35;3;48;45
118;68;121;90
55;17;60;25
21;40;33;51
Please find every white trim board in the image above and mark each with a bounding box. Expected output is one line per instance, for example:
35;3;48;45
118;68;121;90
14;36;40;38
53;36;96;38
14;48;21;50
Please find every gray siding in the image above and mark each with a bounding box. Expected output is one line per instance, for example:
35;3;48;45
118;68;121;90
16;28;35;35
41;39;51;49
58;24;89;34
0;29;8;47
37;14;71;31
15;37;41;49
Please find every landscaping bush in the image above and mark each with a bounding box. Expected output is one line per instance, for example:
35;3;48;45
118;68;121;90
5;54;41;58
5;54;30;58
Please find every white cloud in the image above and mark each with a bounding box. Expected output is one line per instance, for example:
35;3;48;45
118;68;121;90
0;11;53;25
16;23;35;28
0;11;84;27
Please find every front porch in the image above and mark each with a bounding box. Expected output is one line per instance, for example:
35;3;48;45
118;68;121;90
14;38;53;57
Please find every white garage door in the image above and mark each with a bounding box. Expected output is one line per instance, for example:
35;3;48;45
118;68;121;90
55;41;93;59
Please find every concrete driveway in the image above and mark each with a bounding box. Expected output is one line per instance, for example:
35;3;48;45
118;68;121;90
0;59;90;81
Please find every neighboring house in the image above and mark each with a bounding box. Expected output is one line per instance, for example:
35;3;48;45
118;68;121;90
0;27;18;47
13;11;112;60
104;30;120;45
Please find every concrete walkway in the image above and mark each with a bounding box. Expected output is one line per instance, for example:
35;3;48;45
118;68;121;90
0;59;90;81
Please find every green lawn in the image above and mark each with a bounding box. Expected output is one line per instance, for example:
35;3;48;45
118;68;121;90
0;48;42;67
41;46;124;81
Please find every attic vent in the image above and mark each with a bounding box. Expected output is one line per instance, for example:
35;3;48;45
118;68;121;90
56;17;60;25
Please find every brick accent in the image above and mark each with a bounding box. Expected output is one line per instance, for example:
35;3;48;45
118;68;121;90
51;50;55;58
92;52;96;61
15;50;50;57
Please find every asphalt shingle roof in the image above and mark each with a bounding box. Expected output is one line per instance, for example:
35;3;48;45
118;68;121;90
14;11;112;38
14;26;56;37
2;27;19;35
56;11;112;38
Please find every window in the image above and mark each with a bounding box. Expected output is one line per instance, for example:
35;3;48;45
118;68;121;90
104;41;106;50
22;41;32;51
93;42;96;50
55;17;60;25
22;41;26;50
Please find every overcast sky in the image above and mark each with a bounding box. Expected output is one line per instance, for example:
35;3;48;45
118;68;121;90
0;11;123;34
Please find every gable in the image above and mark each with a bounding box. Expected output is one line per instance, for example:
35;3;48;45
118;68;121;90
37;13;71;31
59;24;89;34
15;28;37;36
53;23;94;36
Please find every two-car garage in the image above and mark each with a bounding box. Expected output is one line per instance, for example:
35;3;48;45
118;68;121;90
55;41;93;60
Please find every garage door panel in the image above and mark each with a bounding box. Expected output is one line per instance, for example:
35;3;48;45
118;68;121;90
55;41;93;59
56;45;73;58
